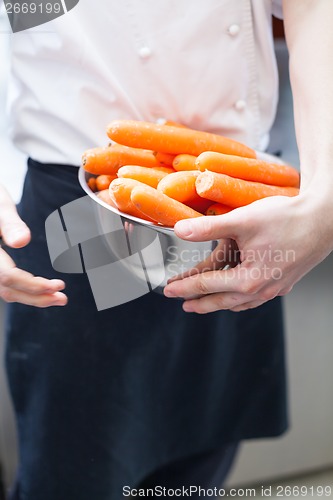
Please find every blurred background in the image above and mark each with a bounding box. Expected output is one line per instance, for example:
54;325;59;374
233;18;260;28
0;9;332;499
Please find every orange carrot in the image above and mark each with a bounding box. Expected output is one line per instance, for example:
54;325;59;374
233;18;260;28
172;154;198;172
117;165;169;188
154;152;176;166
157;171;213;212
205;203;234;216
156;119;188;128
82;144;160;175
107;120;256;159
96;174;116;191
186;197;215;214
87;177;97;192
196;172;299;208
153;166;176;174
109;178;156;222
196;151;300;188
157;171;200;203
96;189;118;208
130;185;203;227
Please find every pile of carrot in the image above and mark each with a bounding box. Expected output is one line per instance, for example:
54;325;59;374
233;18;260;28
82;119;300;227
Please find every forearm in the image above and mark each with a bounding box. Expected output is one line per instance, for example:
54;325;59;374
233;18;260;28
283;0;333;195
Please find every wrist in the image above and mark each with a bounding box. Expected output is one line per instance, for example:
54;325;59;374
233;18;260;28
295;184;333;252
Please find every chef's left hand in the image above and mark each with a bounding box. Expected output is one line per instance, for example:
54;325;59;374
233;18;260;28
163;193;333;313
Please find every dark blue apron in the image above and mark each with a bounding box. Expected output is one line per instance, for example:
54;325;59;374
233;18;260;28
5;159;288;500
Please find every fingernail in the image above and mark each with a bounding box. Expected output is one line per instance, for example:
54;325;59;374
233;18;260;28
53;298;68;306
52;292;68;304
51;280;66;290
164;288;176;298
183;302;194;313
175;220;193;237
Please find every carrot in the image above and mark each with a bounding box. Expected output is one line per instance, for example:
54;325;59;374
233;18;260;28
96;189;118;208
164;120;188;128
205;203;234;216
109;178;156;222
153;166;176;174
130;185;203;227
107;120;256;159
157;171;215;212
96;174;116;191
157;171;200;203
154;152;176;166
196;151;300;188
172;154;198;172
186;197;215;214
196;172;299;208
82;144;160;175
157;119;188;128
117;165;169;188
87;177;97;192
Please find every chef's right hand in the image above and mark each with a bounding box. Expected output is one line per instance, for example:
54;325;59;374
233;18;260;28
0;185;67;307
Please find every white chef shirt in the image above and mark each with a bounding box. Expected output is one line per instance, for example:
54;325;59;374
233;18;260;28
7;0;283;166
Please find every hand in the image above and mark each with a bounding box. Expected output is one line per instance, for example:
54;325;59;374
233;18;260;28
0;185;67;307
166;238;241;298
164;193;333;313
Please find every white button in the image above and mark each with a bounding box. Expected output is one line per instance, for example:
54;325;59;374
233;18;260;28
228;24;240;36
138;46;152;59
234;99;247;111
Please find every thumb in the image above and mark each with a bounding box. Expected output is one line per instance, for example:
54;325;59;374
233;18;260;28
174;214;238;242
0;187;31;248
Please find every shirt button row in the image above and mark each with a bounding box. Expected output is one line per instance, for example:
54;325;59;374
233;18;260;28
228;24;240;36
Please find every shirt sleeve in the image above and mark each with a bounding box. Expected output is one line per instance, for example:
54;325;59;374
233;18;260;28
272;0;283;19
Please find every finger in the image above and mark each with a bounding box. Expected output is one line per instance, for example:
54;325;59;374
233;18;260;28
174;213;237;242
230;300;265;312
166;239;239;285
1;288;68;308
166;265;201;285
0;246;16;270
164;266;246;299
0;187;31;248
0;268;66;296
182;292;258;314
278;286;293;296
0;248;66;295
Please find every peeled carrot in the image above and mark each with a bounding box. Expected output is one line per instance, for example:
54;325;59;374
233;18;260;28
186;197;215;214
87;177;97;192
117;165;169;188
196;172;299;208
109;178;156;222
131;185;203;227
205;203;234;216
96;174;117;191
157;171;214;212
196;151;300;188
82;144;161;175
153;166;176;174
154;152;176;166
96;189;118;208
157;171;200;203
155;119;188;128
172;154;198;172
107;120;256;159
